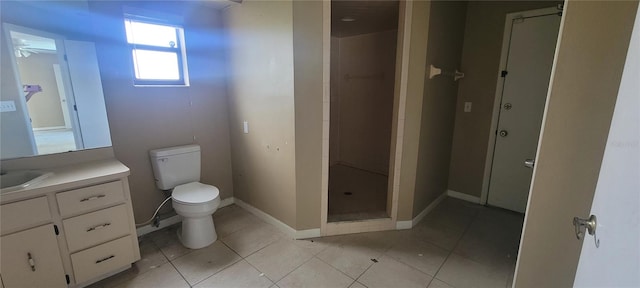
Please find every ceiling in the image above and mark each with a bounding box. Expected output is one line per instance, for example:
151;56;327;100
331;0;399;38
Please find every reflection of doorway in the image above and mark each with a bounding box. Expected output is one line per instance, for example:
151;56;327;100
485;8;561;213
53;64;72;129
9;29;78;154
327;0;399;222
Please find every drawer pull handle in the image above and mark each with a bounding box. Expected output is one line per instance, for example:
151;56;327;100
87;223;111;232
27;252;36;271
80;195;106;202
96;255;115;264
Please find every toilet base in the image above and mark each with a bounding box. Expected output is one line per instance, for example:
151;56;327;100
177;216;217;249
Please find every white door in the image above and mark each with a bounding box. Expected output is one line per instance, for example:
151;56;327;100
64;40;112;149
52;64;72;129
513;1;638;287
488;10;561;213
573;2;640;286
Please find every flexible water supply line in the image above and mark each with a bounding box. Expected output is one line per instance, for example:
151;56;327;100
135;196;172;227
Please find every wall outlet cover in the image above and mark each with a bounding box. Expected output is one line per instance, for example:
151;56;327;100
464;102;472;112
0;101;17;112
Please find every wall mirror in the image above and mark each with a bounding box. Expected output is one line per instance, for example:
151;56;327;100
1;1;112;160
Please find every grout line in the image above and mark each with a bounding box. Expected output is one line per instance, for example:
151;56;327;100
167;260;192;287
271;255;318;285
182;248;243;287
307;256;360;284
428;208;481;288
242;257;277;284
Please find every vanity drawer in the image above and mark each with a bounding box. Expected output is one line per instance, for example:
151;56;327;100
57;181;124;217
63;204;131;252
71;235;135;284
1;197;51;235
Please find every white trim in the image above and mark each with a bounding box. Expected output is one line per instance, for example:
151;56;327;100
32;126;68;131
396;220;412;230
234;198;298;238
411;191;447;226
219;196;235;207
320;0;331;236
325;218;395;236
388;0;412;224
395;191;447;229
480;6;562;206
136;214;182;237
295;228;321;239
136;197;235;237
447;190;482;204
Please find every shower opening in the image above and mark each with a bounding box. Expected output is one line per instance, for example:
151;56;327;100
328;0;399;222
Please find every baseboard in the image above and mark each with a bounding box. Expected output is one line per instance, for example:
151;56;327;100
295;228;321;239
395;191;447;230
396;220;412;230
447;190;481;204
233;198;298;238
412;191;448;226
136;197;235;237
136;214;182;237
219;196;235;207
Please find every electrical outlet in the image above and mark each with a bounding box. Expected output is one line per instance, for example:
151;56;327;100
0;101;16;112
243;121;249;134
464;102;472;113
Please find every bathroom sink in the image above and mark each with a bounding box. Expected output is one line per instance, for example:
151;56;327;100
0;170;52;193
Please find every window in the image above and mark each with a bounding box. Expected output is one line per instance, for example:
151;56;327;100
124;17;188;86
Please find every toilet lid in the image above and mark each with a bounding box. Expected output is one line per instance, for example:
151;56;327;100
172;182;219;204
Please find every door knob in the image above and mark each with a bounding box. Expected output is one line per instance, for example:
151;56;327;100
573;214;600;248
499;130;508;137
524;159;535;168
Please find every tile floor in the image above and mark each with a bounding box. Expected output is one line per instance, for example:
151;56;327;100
328;164;389;222
90;197;523;288
33;128;76;155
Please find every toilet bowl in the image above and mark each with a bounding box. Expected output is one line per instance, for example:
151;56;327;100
172;182;221;249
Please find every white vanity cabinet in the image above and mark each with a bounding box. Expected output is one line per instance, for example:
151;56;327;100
0;224;68;288
0;160;141;288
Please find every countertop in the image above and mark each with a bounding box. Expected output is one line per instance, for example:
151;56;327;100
0;159;130;204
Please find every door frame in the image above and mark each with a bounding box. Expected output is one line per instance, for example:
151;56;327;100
479;6;563;205
320;1;411;236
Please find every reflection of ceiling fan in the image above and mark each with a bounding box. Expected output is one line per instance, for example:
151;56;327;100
12;38;51;58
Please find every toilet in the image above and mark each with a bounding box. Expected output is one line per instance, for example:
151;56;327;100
149;144;220;249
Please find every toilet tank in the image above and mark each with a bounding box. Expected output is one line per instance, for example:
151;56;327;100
149;144;201;190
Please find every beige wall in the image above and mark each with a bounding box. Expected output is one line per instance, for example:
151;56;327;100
330;30;397;175
17;53;66;129
412;0;467;217
224;0;297;228
448;1;561;198
515;1;637;286
292;0;324;230
88;1;234;222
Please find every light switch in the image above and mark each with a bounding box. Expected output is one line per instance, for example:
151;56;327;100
464;102;472;113
243;121;249;134
0;101;16;112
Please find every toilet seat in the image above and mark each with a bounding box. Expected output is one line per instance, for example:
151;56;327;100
172;182;220;205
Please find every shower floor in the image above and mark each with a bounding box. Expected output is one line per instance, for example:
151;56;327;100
328;164;389;222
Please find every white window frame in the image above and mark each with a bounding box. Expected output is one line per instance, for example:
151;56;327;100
124;15;189;87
